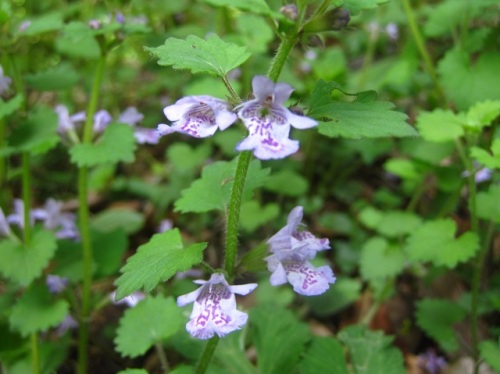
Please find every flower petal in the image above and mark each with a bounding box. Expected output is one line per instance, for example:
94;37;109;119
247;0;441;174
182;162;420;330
284;260;336;296
252;75;275;101
273;82;294;105
286;110;318;129
177;287;203;307
228;283;258;296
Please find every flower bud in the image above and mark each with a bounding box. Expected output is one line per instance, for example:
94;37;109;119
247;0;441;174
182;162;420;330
280;4;298;21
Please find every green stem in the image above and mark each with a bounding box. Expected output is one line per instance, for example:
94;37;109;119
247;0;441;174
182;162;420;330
155;342;170;374
22;152;32;246
30;333;40;374
195;336;220;374
0;119;5;206
224;150;252;279
199;27;300;374
267;37;297;83
401;0;446;105
77;54;106;374
221;76;241;103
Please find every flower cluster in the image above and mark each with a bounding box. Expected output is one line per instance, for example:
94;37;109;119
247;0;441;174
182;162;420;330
157;75;317;160
177;273;257;340
266;206;336;296
0;198;79;240
55;105;159;145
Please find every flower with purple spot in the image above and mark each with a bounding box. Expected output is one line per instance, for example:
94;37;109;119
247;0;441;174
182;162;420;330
265;206;335;296
236;75;317;160
158;96;237;138
177;273;257;340
265;254;336;296
267;206;330;260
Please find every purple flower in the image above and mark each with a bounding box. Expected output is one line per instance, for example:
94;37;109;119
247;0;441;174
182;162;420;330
93;109;113;133
115;12;126;24
236;76;317;160
418;349;447;374
0;65;12;96
110;291;145;308
157;219;173;233
56;315;78;336
0;208;11;237
265;255;336;296
158;96;237;138
55;105;86;134
267;206;330;260
266;206;335;296
177;273;257;340
119;107;160;144
32;199;79;240
18;20;32;32
6;199;30;229
46;275;68;294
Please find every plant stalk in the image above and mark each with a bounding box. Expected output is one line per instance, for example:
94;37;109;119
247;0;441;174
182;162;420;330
77;54;106;374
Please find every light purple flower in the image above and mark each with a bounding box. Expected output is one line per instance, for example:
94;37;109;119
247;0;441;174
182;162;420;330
267;206;330;260
265;255;336;296
88;19;101;29
236;76;317;160
158;96;237;138
461;164;493;184
110;291;145;308
18;20;32;32
115;12;126;24
0;65;12;96
266;206;335;296
93;109;113;133
46;275;68;294
32;199;79;240
418;349;447;374
55;105;86;134
0;208;11;237
177;273;257;340
157;219;173;233
6;199;30;228
118;107;160;144
56;315;78;336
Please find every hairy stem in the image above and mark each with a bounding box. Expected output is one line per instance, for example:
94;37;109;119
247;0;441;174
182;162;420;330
196;336;220;374
77;54;106;374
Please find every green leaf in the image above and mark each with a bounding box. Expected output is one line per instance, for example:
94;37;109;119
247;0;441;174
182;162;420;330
338;325;405;374
335;0;389;13
465;100;500;131
309;81;416;139
115;296;184;358
416;299;466;352
70;123;137;167
416;109;465;142
298;337;348;374
406;219;479;268
114;229;207;300
479;339;500;372
250;304;310;374
117;370;149;374
55;22;100;59
476;185;500;223
92;229;129;279
25;64;80;91
91;209;145;235
17;12;63;36
254;278;295;307
360;237;406;281
264;169;308;196
359;208;422;237
175;158;269;213
167;143;211;171
7;106;59;155
240;201;279;232
146;34;250;77
202;0;282;17
235;14;274;54
470;140;500;169
438;49;500;111
9;283;69;337
0;230;57;286
0;94;23;119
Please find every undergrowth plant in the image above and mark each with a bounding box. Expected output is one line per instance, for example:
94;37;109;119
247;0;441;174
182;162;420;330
1;1;499;374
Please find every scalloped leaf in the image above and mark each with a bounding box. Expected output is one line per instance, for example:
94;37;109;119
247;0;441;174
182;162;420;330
416;109;465;142
145;34;250;77
0;95;23;120
25;63;80;91
309;80;416;139
406;219;479;268
476;185;500;223
0;230;57;286
360;237;406;281
115;296;183;358
70;123;136;167
298;337;348;374
114;229;207;300
9;283;69;337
